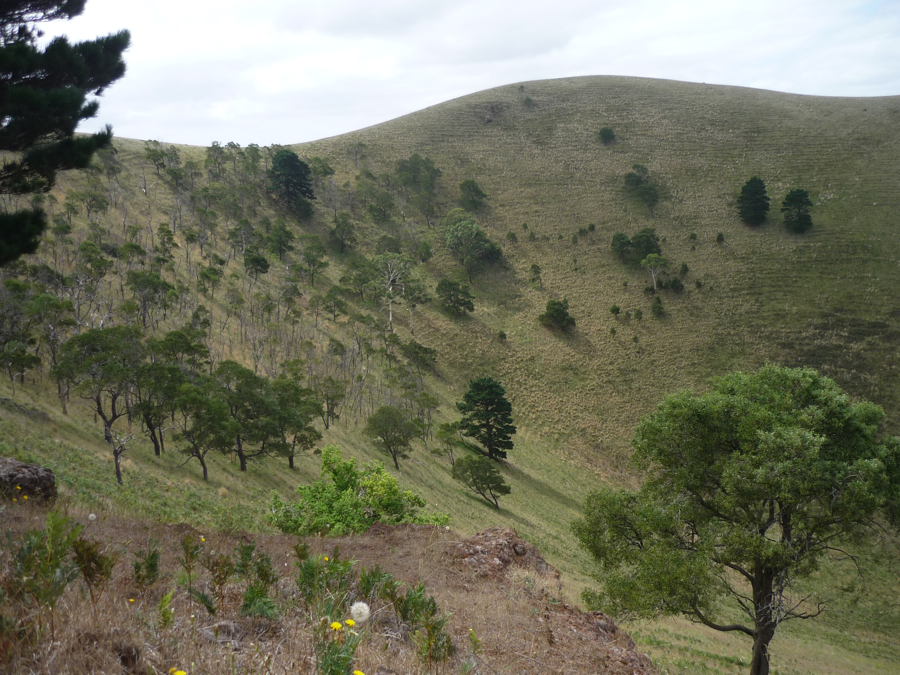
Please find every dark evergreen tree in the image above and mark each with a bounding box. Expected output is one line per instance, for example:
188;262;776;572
457;376;516;460
737;177;770;225
267;148;314;218
538;298;576;331
782;188;813;233
0;1;130;265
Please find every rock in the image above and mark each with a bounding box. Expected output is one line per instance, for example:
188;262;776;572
447;527;560;579
0;457;57;501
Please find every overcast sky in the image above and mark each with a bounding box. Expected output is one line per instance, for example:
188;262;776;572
46;0;900;148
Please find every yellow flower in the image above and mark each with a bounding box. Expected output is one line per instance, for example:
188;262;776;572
15;485;20;490
22;495;27;501
323;556;329;561
129;598;135;603
11;498;16;503
330;621;342;631
174;671;187;675
168;669;177;674
345;619;356;627
353;671;366;675
201;537;205;542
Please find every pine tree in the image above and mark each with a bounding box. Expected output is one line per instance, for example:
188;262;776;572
457;377;516;460
0;1;130;265
737;177;770;225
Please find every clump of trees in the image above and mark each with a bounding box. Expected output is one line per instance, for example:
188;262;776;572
599;127;616;145
573;365;900;675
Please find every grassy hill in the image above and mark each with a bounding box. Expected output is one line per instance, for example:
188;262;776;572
2;75;900;674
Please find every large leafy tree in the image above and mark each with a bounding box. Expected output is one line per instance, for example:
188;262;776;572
457;376;516;460
737;176;770;225
452;454;511;508
52;325;145;484
364;405;420;470
0;1;130;266
572;365;900;675
267;148;314;218
781;188;813;233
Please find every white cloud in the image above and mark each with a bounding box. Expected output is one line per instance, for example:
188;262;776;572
38;0;900;146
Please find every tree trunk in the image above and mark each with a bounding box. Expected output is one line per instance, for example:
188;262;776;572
288;454;294;469
199;454;208;481
114;451;123;485
750;569;777;675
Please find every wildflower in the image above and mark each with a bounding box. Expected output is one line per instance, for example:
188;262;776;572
129;598;135;603
201;537;206;542
15;485;20;490
11;498;16;503
22;495;27;501
345;618;356;627
330;621;342;631
323;556;329;562
353;671;366;675
350;601;371;624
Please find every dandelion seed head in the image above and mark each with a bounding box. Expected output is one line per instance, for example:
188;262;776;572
350;601;371;624
88;513;97;521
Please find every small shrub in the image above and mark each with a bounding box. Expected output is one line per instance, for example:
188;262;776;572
132;539;161;591
689;232;697;241
716;232;725;244
679;262;689;276
610;305;620;317
634;309;643;320
599;127;616;144
497;330;507;341
652;296;664;317
588;223;596;232
506;231;518;242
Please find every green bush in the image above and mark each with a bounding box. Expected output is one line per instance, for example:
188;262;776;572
269;445;449;536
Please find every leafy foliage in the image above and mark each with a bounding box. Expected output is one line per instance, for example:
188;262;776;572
459;179;487;211
452;454;511;508
436;278;474;315
573;365;900;675
782;188;813;233
269;445;449;536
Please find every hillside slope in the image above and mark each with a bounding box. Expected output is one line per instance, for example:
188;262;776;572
2;75;900;675
296;75;900;451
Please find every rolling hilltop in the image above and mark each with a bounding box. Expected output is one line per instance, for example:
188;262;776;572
2;76;900;674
